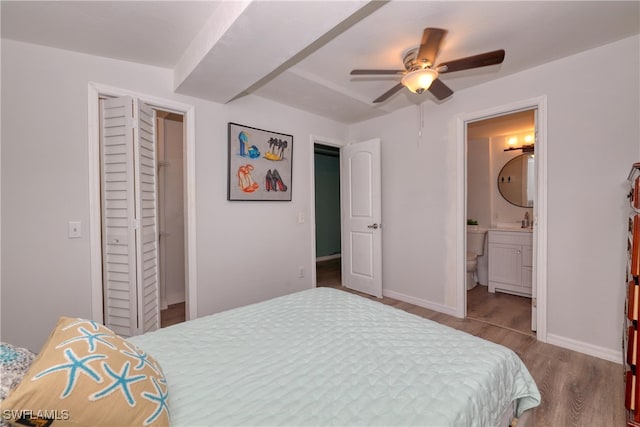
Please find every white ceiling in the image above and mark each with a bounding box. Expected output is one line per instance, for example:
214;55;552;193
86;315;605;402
2;1;639;124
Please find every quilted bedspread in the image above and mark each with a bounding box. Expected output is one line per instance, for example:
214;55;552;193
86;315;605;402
130;288;540;426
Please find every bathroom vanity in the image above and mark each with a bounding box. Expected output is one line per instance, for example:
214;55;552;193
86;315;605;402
488;229;533;297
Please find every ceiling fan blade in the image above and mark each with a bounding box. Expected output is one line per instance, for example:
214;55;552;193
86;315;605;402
428;78;454;100
417;28;447;66
351;69;405;75
373;83;405;103
438;49;505;73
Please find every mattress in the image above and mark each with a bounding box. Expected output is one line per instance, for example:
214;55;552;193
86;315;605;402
130;287;540;426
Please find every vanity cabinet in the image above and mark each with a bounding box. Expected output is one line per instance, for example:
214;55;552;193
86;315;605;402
488;230;533;297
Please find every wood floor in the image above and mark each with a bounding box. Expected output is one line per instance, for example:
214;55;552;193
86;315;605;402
160;302;185;328
467;284;534;336
316;258;625;427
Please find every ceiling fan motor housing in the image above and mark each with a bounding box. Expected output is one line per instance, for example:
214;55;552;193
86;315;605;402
403;47;424;71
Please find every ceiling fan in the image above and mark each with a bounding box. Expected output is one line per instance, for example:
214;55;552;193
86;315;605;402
350;28;505;103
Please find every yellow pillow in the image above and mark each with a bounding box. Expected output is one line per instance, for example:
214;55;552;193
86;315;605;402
1;317;169;426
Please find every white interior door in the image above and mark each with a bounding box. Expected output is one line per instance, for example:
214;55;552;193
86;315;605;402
100;96;159;337
341;138;382;297
101;96;138;337
531;109;539;332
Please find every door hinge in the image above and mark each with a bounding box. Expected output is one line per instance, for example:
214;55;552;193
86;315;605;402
532;297;537;308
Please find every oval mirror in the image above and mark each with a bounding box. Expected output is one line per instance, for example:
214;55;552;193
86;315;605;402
497;153;535;207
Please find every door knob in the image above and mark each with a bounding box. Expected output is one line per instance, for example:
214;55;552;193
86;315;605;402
367;223;379;229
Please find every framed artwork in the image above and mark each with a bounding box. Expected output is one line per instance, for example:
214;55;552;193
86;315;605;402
227;122;293;201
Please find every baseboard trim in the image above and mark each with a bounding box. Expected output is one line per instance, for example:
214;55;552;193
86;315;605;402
546;333;622;364
382;289;458;317
316;254;341;262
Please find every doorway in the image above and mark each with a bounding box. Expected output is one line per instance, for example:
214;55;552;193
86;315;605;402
311;136;383;298
314;143;342;288
466;109;536;336
156;111;186;327
457;96;547;341
88;82;197;335
97;99;186;334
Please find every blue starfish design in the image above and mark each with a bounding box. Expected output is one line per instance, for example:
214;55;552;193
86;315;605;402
121;342;160;374
62;318;102;332
141;376;170;425
34;348;105;398
0;344;19;363
56;327;116;353
91;361;146;406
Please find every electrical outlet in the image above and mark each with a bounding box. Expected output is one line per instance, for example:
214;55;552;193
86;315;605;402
298;266;305;278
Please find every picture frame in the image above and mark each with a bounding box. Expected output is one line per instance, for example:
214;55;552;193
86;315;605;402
227;122;293;201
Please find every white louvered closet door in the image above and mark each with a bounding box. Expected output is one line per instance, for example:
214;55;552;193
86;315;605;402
100;96;159;337
135;101;160;334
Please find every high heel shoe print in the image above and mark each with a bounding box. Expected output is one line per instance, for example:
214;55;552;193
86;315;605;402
238;131;260;159
265;170;273;192
245;165;259;192
272;169;287;192
238;165;259;193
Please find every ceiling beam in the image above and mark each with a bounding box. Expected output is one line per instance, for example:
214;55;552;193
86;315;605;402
173;0;385;104
173;1;251;95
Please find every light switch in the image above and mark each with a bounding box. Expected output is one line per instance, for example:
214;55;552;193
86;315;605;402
68;221;82;238
298;212;305;224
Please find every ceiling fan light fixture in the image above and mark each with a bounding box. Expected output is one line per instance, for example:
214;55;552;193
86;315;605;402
401;68;438;94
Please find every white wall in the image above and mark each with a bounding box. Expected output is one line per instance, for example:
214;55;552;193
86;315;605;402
467;138;491;227
349;35;640;357
1;39;348;351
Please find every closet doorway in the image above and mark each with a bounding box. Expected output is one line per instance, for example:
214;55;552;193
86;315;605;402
88;83;197;338
156;111;186;328
313;143;342;289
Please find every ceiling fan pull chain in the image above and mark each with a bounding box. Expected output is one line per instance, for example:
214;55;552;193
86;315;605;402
417;104;423;147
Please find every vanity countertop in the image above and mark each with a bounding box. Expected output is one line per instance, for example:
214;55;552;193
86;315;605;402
489;227;533;233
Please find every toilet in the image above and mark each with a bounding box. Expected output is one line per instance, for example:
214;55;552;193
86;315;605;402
467;227;488;290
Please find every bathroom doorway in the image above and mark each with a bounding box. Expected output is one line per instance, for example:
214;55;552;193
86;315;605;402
465;108;537;337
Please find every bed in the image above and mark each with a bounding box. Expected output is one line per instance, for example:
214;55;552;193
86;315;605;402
2;287;540;426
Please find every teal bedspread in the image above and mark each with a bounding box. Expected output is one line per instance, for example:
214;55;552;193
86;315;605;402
131;288;540;426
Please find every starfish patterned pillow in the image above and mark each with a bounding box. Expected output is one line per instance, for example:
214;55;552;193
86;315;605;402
0;317;169;426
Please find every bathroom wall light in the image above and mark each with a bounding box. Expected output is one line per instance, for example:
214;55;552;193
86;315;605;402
504;133;534;152
401;68;438;94
504;144;534;153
